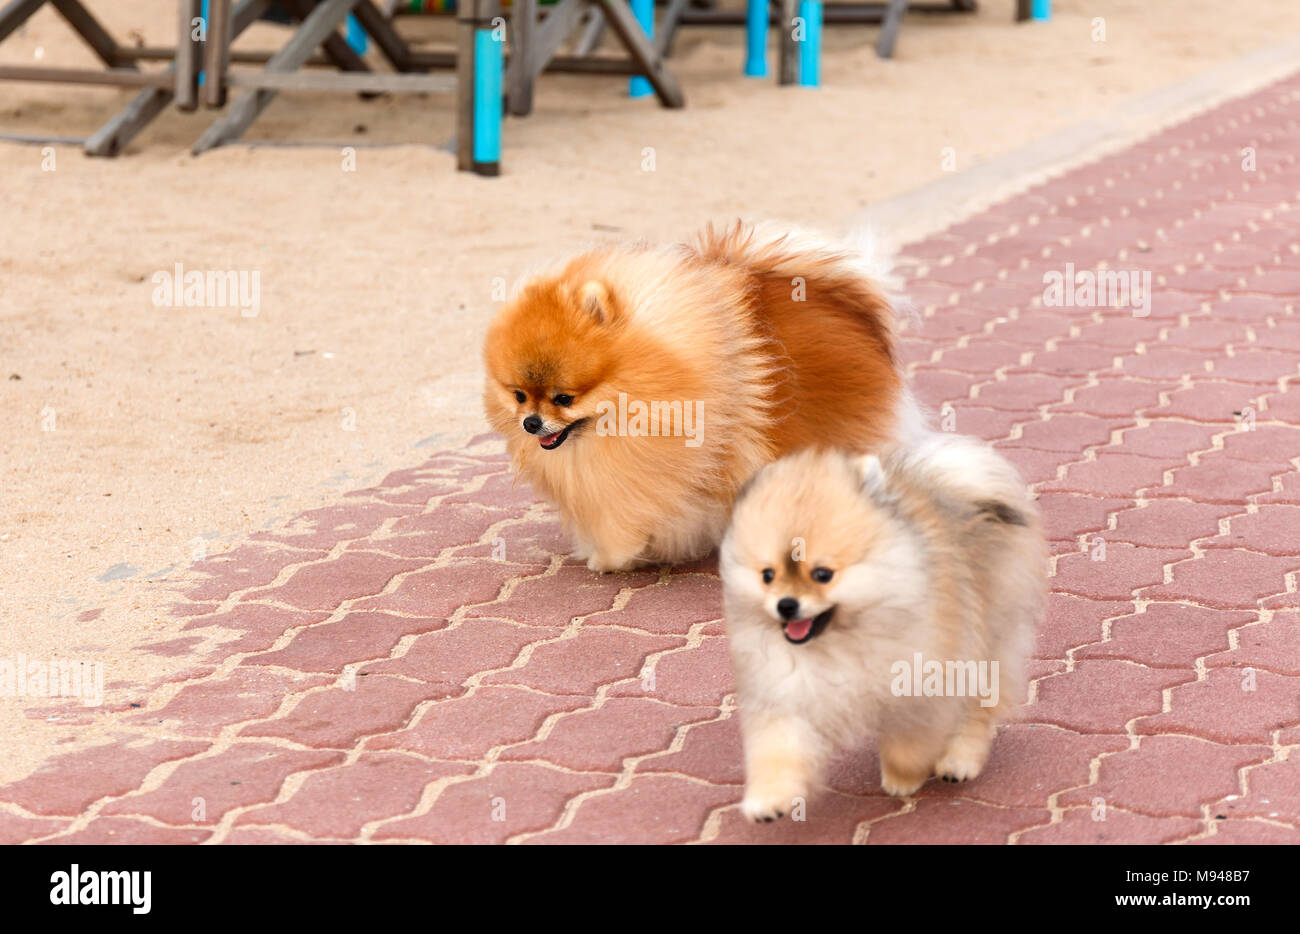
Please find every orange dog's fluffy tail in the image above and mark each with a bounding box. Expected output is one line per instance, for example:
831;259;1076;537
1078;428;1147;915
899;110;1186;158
685;220;914;453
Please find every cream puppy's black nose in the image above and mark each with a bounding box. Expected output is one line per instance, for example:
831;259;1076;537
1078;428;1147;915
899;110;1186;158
522;414;543;434
777;597;800;620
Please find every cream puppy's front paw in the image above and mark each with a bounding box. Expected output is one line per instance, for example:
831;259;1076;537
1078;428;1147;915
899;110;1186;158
879;763;928;798
935;736;991;784
740;783;807;823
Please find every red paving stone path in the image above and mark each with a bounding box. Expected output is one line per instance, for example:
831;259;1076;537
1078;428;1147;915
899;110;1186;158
8;76;1300;845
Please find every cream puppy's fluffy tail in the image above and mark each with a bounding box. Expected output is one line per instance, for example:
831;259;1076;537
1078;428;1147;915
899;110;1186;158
735;220;928;443
740;220;916;328
870;432;1037;520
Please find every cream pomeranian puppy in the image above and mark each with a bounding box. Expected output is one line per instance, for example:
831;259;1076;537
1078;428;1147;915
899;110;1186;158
482;221;923;572
720;436;1046;820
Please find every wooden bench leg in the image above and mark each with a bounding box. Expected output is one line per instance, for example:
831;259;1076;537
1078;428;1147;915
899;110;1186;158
592;0;682;107
0;0;47;45
777;0;798;85
87;0;268;156
876;0;907;58
193;0;358;153
505;0;535;116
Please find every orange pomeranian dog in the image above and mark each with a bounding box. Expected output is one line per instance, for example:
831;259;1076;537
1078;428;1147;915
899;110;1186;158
482;221;923;572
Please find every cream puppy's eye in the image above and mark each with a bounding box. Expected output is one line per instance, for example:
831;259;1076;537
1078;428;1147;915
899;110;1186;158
552;393;574;407
811;567;833;583
513;390;526;404
761;568;774;584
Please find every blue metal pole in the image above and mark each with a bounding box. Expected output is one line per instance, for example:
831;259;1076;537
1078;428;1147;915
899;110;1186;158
345;13;368;54
798;0;821;87
473;27;503;171
744;0;768;77
198;0;209;86
629;0;654;98
1031;0;1050;20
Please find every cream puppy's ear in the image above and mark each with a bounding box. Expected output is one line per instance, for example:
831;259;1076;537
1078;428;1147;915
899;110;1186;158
857;454;889;500
577;280;616;324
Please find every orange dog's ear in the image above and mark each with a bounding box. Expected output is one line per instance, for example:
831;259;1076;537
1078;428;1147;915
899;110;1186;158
577;280;615;324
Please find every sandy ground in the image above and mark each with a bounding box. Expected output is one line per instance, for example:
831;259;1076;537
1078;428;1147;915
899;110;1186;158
2;0;1300;779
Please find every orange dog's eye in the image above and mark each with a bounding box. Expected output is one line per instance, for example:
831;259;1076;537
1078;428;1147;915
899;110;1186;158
811;567;834;583
552;394;574;407
513;391;526;404
761;568;774;584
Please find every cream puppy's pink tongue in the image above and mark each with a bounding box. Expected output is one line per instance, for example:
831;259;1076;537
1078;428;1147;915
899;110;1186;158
784;618;814;641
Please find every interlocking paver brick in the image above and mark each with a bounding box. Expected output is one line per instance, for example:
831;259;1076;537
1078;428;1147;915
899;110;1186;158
1141;549;1300;608
1056;736;1271;818
238;752;474;837
1075;604;1256;668
1219;424;1300;464
917;725;1128;810
1212;349;1300;383
1009;414;1126;453
130;667;334;736
0;812;70;844
1018;808;1201;844
239;675;459;749
180;605;331;658
185;543;326;601
1205;505;1300;555
1153;381;1265;423
1051;544;1191;601
1210;756;1300;825
583;574;721;634
251;502;421;550
705;792;902;844
372;763;615;844
1186;821;1300;844
463;563;657;627
448;514;567;568
366;686;589;760
607;635;735;707
1150;454;1285;503
1033;492;1129;543
43;818;213;845
481;628;685;695
350;559;509;617
503;698;717;773
1041;452;1183;498
244;551;428;611
360;617;541;683
636;715;744;785
100;743;344;824
1205;611;1300;675
1035;594;1133;658
1025;660;1194;733
242;611;447;672
866;798;1051;845
522;775;737;845
0;740;209;816
1107;500;1241;548
1116;420;1223;458
1137;666;1300;743
949;404;1033;441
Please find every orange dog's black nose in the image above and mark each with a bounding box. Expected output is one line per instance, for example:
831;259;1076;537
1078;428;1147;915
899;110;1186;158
522;414;543;434
777;597;800;620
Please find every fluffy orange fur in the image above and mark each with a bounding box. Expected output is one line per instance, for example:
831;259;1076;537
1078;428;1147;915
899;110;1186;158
482;221;912;571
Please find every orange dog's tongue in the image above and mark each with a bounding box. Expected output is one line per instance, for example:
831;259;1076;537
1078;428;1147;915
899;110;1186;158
784;618;813;641
539;431;561;447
